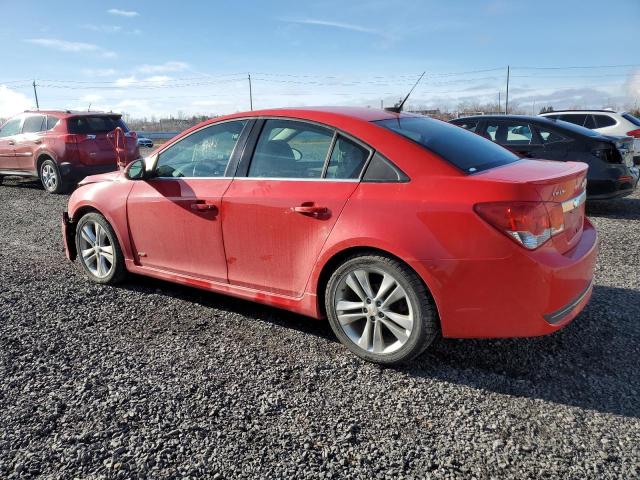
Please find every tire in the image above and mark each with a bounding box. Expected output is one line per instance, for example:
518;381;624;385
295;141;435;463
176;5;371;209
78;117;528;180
325;254;438;365
75;213;126;285
39;159;68;194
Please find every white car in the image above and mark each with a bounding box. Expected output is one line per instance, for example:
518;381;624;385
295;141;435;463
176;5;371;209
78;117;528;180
539;110;640;163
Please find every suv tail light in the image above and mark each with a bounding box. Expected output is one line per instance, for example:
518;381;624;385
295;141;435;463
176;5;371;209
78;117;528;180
474;201;565;250
626;128;640;138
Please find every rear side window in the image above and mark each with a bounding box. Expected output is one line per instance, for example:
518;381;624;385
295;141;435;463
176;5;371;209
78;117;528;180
558;114;587;127
536;127;568;144
362;153;409;182
374;117;519;173
46;116;59;131
248;119;334;179
0;118;22;137
67;116;129;134
22;115;46;133
325;135;370;179
593;115;616;128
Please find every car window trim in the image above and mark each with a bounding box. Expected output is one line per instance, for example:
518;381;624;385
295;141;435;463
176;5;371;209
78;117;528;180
149;118;254;178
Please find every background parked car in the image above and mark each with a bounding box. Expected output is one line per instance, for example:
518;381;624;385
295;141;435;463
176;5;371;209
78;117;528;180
137;136;154;148
450;115;639;200
539;110;640;164
0;110;139;193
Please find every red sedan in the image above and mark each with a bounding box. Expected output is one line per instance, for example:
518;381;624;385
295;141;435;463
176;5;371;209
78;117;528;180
62;107;597;365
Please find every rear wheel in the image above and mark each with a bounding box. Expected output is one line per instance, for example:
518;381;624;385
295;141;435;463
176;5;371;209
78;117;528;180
75;213;126;284
39;159;68;194
325;254;438;365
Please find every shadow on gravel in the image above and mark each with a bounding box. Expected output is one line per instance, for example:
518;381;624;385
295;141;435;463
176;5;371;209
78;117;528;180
116;274;336;341
117;274;639;418
407;285;640;419
1;178;45;190
586;197;640;220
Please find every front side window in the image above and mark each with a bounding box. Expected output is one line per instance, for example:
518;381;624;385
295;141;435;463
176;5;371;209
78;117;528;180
453;119;478;132
22;115;46;133
374;116;519;174
156;120;247;178
325;135;369;179
248;119;334;178
0;118;22;138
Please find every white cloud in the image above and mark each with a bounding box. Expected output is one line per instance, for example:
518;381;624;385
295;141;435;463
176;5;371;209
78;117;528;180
82;68;118;77
26;38;117;58
0;86;32;118
144;76;172;85
625;69;640;99
80;94;104;102
107;8;139;17
279;18;391;39
115;76;137;87
82;24;122;33
137;61;189;74
26;38;98;52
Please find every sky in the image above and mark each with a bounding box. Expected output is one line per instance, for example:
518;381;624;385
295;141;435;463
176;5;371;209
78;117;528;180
1;0;639;119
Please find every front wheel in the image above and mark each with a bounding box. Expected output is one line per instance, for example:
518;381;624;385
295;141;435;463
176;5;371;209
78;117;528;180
325;254;438;365
75;213;126;284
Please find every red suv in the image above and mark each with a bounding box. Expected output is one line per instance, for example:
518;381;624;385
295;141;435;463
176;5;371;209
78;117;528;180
0;110;139;193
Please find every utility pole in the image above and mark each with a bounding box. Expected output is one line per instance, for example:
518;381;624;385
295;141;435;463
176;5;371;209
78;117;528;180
32;80;40;110
532;99;536;116
248;73;253;111
380;99;383;109
498;91;501;113
505;65;510;115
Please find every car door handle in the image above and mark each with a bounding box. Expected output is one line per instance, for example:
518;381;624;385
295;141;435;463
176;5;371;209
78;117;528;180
8;140;15;145
190;201;218;214
34;139;42;144
292;205;329;217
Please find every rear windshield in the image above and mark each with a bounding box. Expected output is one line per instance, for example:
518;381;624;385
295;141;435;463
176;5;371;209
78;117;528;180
67;116;128;134
622;113;640;127
374;116;519;173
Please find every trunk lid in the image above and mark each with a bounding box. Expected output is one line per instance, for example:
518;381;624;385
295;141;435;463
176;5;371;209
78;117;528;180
478;159;588;253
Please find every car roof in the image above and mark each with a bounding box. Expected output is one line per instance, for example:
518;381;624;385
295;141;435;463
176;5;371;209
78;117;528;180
454;114;555;123
234;106;405;122
539;109;619;114
21;110;122;118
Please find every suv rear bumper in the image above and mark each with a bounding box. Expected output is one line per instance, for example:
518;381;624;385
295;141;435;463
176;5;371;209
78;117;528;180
59;162;118;183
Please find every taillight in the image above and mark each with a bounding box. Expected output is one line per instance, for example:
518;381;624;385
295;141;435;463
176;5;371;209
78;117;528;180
63;134;79;144
626;128;640;138
474;201;565;250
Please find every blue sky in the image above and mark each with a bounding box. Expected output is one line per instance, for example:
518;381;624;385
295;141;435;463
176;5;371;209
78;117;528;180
1;0;639;118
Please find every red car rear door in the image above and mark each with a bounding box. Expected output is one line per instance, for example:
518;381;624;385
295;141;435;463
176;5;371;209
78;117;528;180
126;120;249;282
221;119;370;297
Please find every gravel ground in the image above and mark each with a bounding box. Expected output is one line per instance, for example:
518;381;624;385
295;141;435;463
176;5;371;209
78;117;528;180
0;175;639;479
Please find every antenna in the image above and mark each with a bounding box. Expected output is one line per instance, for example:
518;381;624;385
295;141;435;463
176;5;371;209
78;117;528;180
385;71;425;113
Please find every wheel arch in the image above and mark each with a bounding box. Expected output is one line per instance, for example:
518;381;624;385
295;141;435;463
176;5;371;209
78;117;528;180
36;151;56;173
313;245;441;323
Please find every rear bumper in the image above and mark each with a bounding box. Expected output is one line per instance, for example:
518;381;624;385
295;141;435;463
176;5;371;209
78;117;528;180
61;211;77;261
59;162;118;183
424;218;598;338
587;166;639;200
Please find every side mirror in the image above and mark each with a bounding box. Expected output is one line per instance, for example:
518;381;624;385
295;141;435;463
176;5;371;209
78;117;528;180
125;158;146;180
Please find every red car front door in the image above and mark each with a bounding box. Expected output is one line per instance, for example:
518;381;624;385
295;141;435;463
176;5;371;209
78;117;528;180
126;120;248;282
221;119;368;297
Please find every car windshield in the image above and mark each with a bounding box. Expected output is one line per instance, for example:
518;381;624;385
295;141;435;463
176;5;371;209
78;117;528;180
622;113;640;127
374;116;519;173
542;117;600;137
67;116;129;134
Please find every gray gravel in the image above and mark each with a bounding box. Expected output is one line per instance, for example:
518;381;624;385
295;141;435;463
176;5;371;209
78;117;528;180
0;176;639;479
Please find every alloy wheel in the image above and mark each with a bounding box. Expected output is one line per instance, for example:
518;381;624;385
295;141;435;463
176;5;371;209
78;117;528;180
78;221;114;278
41;164;58;191
334;267;414;354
